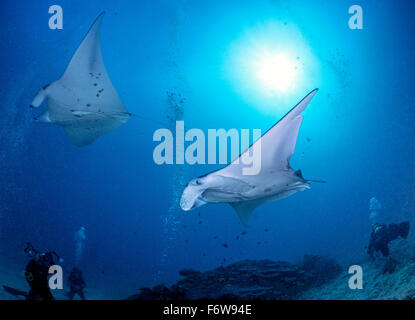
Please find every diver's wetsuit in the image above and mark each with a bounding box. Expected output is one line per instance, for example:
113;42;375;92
367;222;410;258
66;268;86;300
25;257;54;300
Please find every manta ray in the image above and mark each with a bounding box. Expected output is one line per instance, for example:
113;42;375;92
30;12;130;147
180;89;323;225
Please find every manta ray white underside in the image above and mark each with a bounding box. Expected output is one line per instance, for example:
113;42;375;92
180;89;321;225
30;12;130;147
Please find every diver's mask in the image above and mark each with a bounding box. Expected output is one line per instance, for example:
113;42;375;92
24;242;37;258
373;224;383;233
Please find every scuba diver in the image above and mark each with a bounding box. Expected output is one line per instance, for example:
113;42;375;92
15;242;64;300
66;267;86;300
367;222;410;259
3;243;63;300
24;242;64;300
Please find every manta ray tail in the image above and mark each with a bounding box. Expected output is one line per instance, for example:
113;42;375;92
307;179;326;183
295;170;326;183
229;199;264;226
129;113;168;127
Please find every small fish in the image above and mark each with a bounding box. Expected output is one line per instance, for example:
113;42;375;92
223;243;228;248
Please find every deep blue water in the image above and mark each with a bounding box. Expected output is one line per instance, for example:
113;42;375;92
1;0;415;298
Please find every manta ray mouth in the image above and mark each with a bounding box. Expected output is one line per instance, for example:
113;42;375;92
180;196;193;211
180;188;207;211
180;197;206;211
180;192;197;211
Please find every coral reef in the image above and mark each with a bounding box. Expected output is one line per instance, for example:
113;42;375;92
129;235;415;300
128;255;342;300
302;254;343;286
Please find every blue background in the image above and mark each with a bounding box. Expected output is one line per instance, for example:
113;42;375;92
0;0;414;297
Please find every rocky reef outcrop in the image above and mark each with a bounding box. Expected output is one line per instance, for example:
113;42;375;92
302;254;343;286
128;255;342;300
299;237;415;300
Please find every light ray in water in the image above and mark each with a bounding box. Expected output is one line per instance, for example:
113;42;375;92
225;20;320;113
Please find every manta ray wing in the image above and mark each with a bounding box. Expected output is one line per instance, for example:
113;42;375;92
31;12;130;146
220;89;318;223
61;12;106;84
219;89;318;177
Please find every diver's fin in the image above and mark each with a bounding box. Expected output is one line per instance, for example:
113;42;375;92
229;199;263;226
3;285;28;298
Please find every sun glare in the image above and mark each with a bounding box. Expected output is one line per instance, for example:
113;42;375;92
255;52;298;93
225;20;320;112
